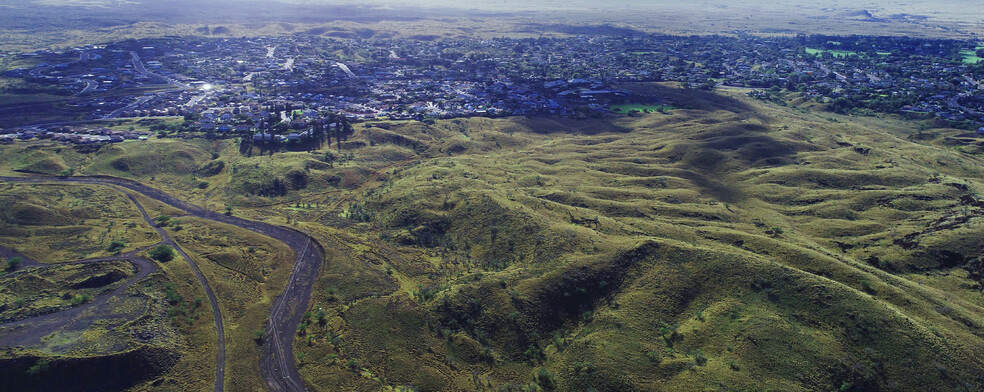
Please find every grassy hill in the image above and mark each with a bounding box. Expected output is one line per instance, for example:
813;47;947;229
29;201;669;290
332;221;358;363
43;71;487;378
288;84;984;391
3;83;984;390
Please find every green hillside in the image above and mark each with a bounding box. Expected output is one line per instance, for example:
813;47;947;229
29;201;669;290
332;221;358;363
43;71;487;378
3;83;984;391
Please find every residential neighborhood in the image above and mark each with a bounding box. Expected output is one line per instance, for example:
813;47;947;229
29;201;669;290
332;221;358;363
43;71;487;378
4;33;984;142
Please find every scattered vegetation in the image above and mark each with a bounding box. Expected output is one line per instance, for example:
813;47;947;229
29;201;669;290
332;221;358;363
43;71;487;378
5;83;984;391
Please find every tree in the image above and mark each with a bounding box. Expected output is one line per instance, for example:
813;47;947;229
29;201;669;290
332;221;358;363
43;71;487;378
323;151;335;168
149;245;176;262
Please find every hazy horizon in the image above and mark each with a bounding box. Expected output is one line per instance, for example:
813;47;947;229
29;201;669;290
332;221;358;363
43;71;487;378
2;0;984;50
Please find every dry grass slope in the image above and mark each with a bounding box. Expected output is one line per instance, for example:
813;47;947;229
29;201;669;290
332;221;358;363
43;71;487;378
4;83;984;391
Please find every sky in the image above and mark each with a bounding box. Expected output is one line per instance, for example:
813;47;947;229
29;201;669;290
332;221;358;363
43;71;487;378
5;0;984;38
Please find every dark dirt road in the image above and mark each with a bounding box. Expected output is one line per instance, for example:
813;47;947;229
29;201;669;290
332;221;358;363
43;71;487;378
0;175;324;392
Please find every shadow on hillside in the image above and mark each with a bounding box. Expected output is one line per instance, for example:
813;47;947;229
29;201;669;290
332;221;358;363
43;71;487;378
618;83;769;121
511;116;635;134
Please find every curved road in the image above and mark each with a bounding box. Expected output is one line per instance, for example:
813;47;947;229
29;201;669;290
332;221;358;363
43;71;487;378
0;187;227;392
0;247;157;347
120;190;227;392
0;175;324;392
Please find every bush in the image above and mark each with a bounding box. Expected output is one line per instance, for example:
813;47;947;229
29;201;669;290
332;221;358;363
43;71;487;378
689;349;708;366
163;283;182;304
70;293;92;306
5;256;23;272
106;240;126;253
646;350;661;363
285;169;310;190
532;368;557;390
860;279;877;295
197;160;225;177
25;359;49;376
155;215;171;226
149;245;176;262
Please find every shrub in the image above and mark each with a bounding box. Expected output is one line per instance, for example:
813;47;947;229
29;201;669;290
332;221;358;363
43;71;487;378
149;245;176;262
860;279;877;295
163;283;182;304
70;294;92;306
155;215;171;226
285;169;310;190
26;359;49;376
5;256;23;271
532;368;557;390
197;160;225;176
689;349;708;366
106;240;126;253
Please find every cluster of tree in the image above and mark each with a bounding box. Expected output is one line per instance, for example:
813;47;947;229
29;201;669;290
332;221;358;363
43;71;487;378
239;105;355;156
826;92;921;115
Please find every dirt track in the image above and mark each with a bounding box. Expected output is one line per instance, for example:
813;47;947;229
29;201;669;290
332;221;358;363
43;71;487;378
0;175;324;392
0;247;157;348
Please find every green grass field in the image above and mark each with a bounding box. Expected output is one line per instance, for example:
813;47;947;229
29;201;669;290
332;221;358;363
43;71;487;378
960;47;984;64
0;184;160;261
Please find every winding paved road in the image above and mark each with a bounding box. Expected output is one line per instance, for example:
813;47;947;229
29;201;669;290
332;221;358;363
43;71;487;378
0;175;324;392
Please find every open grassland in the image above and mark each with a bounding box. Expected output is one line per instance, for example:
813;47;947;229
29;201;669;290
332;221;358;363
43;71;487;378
0;260;134;322
5;82;984;390
961;48;984;64
0;184;159;262
280;84;984;391
131;251;217;392
160;215;294;391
